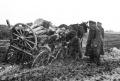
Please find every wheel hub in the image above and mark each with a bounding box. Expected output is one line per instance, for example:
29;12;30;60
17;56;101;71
20;36;25;40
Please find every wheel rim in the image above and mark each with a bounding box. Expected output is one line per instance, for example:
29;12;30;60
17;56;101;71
11;23;37;53
32;49;50;67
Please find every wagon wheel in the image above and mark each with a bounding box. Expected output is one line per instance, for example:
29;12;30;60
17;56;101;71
10;23;37;55
32;47;50;67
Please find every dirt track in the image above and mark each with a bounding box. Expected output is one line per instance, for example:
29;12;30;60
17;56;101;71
0;51;120;81
0;32;120;81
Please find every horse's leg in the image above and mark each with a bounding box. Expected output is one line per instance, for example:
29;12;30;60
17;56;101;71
80;38;83;48
78;38;83;59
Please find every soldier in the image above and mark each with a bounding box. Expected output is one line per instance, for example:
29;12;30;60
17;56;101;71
97;22;104;55
85;20;103;65
85;21;96;57
97;22;104;38
65;30;82;60
68;24;84;59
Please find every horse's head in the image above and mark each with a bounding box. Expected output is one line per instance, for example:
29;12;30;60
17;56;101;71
80;22;89;33
58;24;68;29
69;24;79;31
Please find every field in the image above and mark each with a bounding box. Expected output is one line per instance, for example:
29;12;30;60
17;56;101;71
0;32;120;81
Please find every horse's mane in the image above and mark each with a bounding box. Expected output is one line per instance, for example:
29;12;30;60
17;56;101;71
69;23;88;38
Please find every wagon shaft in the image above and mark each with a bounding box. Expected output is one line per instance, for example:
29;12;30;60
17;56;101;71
10;45;33;56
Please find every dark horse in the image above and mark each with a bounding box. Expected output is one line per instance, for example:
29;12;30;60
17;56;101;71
67;22;88;60
69;22;88;47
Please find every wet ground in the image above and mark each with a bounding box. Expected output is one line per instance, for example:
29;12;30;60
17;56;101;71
0;50;120;81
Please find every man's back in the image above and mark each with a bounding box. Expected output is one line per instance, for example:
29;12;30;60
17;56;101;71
97;22;104;38
87;21;97;45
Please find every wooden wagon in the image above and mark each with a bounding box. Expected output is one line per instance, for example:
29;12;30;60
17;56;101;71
6;19;60;68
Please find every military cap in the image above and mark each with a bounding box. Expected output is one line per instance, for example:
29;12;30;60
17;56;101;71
97;22;102;26
89;20;96;24
88;20;97;30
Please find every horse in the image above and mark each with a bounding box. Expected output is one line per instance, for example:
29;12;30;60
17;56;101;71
67;22;88;59
69;22;88;47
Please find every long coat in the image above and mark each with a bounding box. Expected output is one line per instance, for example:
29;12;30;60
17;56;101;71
85;26;103;56
97;23;104;55
97;23;104;38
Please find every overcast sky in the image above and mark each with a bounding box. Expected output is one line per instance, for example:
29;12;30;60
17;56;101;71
0;0;120;32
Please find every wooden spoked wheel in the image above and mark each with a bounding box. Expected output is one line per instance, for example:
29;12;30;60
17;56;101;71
10;23;37;56
32;44;62;67
32;47;50;67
